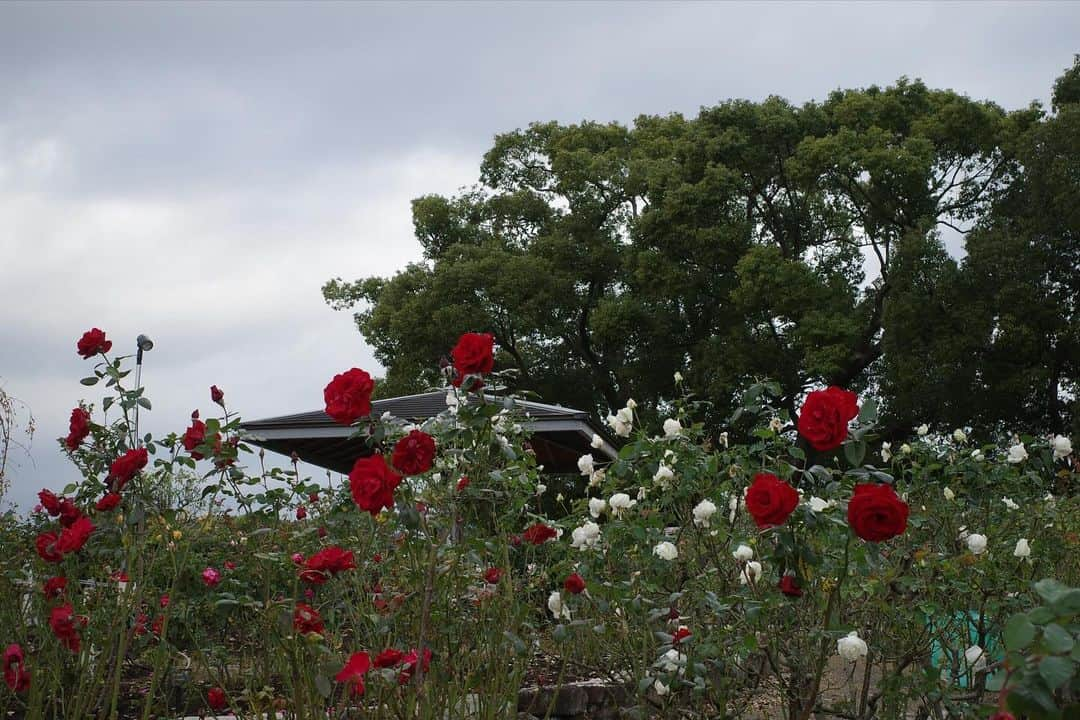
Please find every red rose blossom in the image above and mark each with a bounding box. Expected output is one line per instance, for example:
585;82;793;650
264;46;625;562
522;522;558;545
207;687;227;711
335;652;371;697
456;475;470;491
374;648;405;668
76;328;112;358
847;483;909;542
349;454;402;516
43;576;67;600
49;603;83;653
450;332;494;389
95;493;121;512
293;603;324;634
398;647;432;685
108;448;148;491
391;429;437;476
55;515;95;554
778;575;804;597
36;532;63;563
296;506;307;520
39;489;62;516
65;407;91;450
300;546;356;585
182;419;207;460
57;498;81;528
672;626;691;646
133;613;149;636
201;567;221;587
563;572;586;595
482;567;502;585
797;387;859;452
3;644;30;693
323;368;375;425
210;385;225;405
745;473;800;528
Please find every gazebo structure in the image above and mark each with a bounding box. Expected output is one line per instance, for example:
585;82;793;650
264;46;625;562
241;391;617;475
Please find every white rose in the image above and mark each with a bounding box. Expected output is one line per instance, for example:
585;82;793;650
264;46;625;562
536;483;547;495
577;454;595;476
556;492;564;502
719;432;729;448
653;541;678;561
673;371;683;383
966;533;988;555
588;497;606;519
609;493;637;518
943;486;955;501
624;399;637;411
570;521;601;550
732;544;754;562
1053;435;1073;461
662;418;683;438
547;591;571;619
1013;538;1031;559
917;424;929;436
964;645;987;672
880;442;892;463
900;443;912;455
1007;443;1028;464
1002;496;1019;511
637;486;647;500
692;499;717;527
837;631;868;662
739;560;762;585
444;391;459;408
728;495;739;523
808;496;832;513
769;417;783;433
653;463;675;488
607;413;632;438
590;434;604;449
971;449;984;462
588;468;605;488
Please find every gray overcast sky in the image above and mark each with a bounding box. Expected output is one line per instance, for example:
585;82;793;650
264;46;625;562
1;1;1077;510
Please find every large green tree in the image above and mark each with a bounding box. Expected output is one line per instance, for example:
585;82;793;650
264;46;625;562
324;73;1076;436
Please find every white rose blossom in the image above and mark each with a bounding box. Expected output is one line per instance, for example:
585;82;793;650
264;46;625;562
728;495;739;523
536;483;547;495
577;454;595;477
653;541;678;561
692;499;717;527
732;544;754;562
769;417;783;433
663;418;683;438
653;463;675;488
966;533;988;555
1007;442;1028;464
547;591;571;620
1002;496;1019;511
637;486;647;501
739;560;762;585
588;497;606;519
719;432;729;448
964;645;987;672
900;443;912;455
1013;538;1031;559
1052;435;1073;461
917;424;929;436
808;496;833;513
625;399;637;411
971;449;985;462
953;428;967;443
606;408;633;438
609;493;636;518
943;486;955;501
588;468;605;488
673;371;683;383
590;434;604;449
880;442;892;462
570;521;602;550
837;631;868;662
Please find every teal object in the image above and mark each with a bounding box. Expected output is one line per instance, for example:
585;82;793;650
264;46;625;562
925;610;1001;688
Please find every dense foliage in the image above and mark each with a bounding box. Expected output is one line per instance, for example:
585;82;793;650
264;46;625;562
324;59;1080;438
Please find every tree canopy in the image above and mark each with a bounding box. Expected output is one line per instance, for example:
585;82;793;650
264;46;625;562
324;64;1078;439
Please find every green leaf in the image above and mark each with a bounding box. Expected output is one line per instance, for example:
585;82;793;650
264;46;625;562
1038;655;1074;691
80;377;99;386
1051;589;1080;615
1034;578;1070;604
314;674;332;698
1043;624;1075;654
1004;613;1037;651
844;440;866;467
858;398;878;423
136;397;151;410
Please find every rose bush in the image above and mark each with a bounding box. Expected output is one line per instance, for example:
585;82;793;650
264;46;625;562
0;330;1075;719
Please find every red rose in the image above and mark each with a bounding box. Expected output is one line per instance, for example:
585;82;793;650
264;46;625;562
456;476;470;491
207;687;228;711
36;532;63;563
38;489;62;516
300;546;356;585
108;448;148;491
309;492;319;503
317;526;328;538
3;644;30;693
391;429;437;475
847;483;909;542
224;561;236;570
778;575;804;597
159;594;170;608
374;648;405;668
797;387;859;452
349;454;402;516
296;506;307;520
43;576;67;600
57;498;81;528
335;652;371;697
49;603;83;653
76;328;112;358
323;368;375;425
95;493;121;512
745;473;799;529
563;572;586;595
65;407;91;450
482;567;502;585
133;613;148;636
450;332;494;389
182;419;207;460
201;567;221;587
397;647;432;685
522;522;558;545
151;615;164;638
293;603;324;634
55;515;95;555
672;626;691;646
210;385;225;405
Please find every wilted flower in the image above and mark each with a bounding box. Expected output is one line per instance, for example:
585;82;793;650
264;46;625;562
966;533;988;555
1007;443;1028;464
1052;435;1073;461
732;544;754;562
547;591;570;619
653;541;678;561
1013;538;1031;559
692;499;717;527
588;497;606;519
739;561;762;585
837;631;868;662
663;418;682;438
577;454;595;476
609;493;636;518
